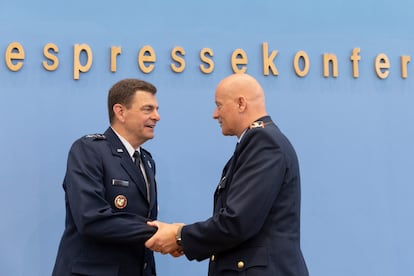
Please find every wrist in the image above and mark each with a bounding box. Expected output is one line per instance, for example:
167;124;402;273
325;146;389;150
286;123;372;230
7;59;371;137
176;225;184;246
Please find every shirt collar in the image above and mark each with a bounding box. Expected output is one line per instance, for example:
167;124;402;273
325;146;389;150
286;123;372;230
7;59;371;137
111;127;140;158
238;129;248;143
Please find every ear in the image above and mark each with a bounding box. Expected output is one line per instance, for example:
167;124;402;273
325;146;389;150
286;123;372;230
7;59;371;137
237;96;247;112
113;103;126;122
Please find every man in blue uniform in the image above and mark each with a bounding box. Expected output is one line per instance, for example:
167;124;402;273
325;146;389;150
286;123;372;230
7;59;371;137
52;79;160;276
145;73;309;276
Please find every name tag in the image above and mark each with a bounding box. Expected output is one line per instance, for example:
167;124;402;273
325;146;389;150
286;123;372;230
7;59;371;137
112;179;129;187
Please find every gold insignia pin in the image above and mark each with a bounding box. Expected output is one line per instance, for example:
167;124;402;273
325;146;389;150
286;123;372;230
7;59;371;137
114;195;127;209
250;121;265;129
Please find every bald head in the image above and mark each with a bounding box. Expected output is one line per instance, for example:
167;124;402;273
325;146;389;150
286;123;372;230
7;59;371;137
213;73;268;137
217;73;264;99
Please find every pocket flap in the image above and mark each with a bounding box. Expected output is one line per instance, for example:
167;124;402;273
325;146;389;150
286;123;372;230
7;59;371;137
219;246;268;271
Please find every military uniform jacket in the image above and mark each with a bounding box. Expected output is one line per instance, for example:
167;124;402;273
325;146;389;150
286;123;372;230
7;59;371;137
52;127;158;276
181;116;309;276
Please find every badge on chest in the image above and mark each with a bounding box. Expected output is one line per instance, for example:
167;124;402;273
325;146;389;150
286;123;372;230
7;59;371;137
114;194;127;209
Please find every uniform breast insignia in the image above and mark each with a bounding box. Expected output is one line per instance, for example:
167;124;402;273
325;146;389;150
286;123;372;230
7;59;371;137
114;195;127;209
85;133;106;140
249;121;265;129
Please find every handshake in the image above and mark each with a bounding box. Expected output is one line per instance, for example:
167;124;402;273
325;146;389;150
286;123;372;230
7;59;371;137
145;221;186;257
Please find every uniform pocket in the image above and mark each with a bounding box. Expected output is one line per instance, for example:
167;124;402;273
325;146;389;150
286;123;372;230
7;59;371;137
219;246;268;272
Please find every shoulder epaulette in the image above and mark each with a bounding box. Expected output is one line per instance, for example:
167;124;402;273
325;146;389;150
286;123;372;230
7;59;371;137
249;121;265;129
84;133;106;140
249;120;273;129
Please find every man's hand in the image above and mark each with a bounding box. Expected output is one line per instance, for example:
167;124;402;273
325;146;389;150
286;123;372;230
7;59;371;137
145;221;185;257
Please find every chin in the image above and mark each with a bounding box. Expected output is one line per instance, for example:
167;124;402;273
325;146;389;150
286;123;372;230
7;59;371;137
145;133;155;140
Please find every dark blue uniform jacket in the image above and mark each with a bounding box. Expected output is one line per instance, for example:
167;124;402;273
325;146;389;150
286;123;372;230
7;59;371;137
181;116;309;276
52;127;158;276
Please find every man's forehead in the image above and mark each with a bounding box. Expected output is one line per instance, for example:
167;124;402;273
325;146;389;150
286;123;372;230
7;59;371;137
132;96;158;109
134;91;156;100
215;91;232;102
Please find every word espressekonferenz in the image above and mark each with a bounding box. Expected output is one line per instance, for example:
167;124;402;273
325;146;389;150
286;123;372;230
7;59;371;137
2;41;411;80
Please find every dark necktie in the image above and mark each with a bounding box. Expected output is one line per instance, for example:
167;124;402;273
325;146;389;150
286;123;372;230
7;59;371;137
133;150;140;167
133;151;150;202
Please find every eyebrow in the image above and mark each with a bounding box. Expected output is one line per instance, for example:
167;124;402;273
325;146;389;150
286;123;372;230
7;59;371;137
141;104;159;110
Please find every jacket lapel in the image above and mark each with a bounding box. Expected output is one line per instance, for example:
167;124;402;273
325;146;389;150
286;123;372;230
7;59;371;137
140;151;157;210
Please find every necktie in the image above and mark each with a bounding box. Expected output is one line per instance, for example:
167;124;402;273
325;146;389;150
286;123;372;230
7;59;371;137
133;150;140;167
133;151;150;202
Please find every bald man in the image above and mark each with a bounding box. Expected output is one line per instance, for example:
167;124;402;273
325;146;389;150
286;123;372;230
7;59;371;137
146;74;309;275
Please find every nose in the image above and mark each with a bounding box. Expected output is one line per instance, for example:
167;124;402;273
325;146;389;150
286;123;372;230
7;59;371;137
212;107;219;119
152;109;160;121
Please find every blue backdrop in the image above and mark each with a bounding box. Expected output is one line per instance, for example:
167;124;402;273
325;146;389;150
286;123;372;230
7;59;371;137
1;0;413;275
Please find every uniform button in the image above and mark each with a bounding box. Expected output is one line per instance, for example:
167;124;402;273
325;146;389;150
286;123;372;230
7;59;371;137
143;262;147;269
210;255;215;261
237;261;245;269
